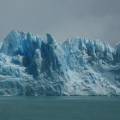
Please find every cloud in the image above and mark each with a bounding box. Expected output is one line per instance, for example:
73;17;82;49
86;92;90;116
0;0;119;46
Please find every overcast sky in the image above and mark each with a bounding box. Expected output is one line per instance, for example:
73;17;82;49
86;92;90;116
0;0;120;46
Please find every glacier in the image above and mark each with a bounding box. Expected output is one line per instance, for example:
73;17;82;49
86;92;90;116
0;30;120;96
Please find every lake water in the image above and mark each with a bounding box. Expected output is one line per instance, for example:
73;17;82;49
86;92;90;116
0;96;120;120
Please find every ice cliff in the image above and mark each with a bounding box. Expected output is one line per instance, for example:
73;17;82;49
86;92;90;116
0;30;120;96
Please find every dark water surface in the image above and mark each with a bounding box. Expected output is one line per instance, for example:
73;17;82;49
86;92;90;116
0;96;120;120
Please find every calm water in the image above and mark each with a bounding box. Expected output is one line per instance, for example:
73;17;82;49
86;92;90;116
0;96;120;120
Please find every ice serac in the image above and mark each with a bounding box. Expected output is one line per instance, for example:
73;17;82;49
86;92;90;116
0;30;120;96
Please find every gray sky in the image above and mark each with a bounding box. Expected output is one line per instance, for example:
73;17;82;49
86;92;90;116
0;0;120;46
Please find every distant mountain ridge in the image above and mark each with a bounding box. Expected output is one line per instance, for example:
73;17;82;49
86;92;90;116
0;30;120;96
